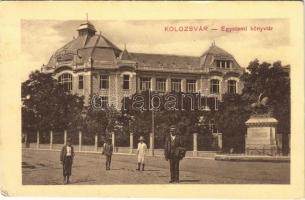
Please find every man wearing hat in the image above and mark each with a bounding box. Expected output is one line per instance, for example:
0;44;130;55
136;136;147;171
102;137;113;170
164;124;185;183
60;138;75;184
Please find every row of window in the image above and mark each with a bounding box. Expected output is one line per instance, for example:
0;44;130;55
58;73;237;94
140;78;237;94
100;75;130;90
215;60;232;69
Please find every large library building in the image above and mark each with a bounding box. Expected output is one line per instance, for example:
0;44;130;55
42;21;245;110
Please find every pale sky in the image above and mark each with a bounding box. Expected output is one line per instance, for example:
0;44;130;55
21;19;290;81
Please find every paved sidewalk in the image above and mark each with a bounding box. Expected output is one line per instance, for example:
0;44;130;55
22;149;290;185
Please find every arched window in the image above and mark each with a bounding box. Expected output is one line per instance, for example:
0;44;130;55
58;73;73;91
228;80;237;94
210;79;219;94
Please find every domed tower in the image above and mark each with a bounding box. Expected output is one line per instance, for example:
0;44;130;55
42;21;123;106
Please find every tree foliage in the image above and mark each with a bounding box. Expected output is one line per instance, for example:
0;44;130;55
213;59;290;153
22;71;84;136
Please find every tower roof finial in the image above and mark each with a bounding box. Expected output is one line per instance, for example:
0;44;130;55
86;13;88;22
124;43;126;50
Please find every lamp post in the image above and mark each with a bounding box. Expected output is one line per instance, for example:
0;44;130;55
150;109;155;156
79;110;87;152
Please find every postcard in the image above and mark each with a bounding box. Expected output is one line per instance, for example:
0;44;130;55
0;1;304;198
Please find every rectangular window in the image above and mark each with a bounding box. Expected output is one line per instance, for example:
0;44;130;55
123;75;130;90
186;80;196;93
100;75;109;90
209;120;218;133
140;77;151;91
216;60;221;68
156;78;166;92
210;79;220;94
78;75;83;89
101;96;108;108
226;61;231;69
221;61;226;68
171;79;181;92
228;80;236;94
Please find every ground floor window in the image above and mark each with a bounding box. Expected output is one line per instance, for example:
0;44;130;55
171;79;181;92
228;80;237;94
58;73;72;91
186;80;196;93
140;77;151;91
210;79;220;94
156;78;166;92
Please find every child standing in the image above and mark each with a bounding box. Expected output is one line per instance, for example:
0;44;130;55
102;138;113;170
60;138;75;184
136;136;147;171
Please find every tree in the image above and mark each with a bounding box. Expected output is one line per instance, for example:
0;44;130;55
22;70;84;143
214;93;251;153
241;59;290;154
86;97;121;145
121;91;219;149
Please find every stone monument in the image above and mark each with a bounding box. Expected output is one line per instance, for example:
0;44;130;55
245;92;282;156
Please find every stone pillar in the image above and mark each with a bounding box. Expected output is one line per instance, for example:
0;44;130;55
166;77;171;92
129;132;133;154
217;133;223;151
193;132;198;157
288;134;291;155
181;79;186;93
64;130;67;145
112;132;115;152
36;131;40;149
50;130;53;150
151;77;156;91
79;131;82;152
24;132;29;148
149;132;154;156
94;134;98;151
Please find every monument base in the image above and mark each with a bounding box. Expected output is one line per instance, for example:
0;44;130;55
245;115;281;156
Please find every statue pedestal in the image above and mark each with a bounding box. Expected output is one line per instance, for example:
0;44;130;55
245;115;280;156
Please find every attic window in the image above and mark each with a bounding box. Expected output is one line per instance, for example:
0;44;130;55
216;60;231;68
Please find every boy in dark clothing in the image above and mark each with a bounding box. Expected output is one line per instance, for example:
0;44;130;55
102;138;113;170
60;138;75;184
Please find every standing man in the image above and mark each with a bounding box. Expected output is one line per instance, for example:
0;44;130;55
164;125;185;183
60;138;75;184
136;136;147;171
102;138;113;170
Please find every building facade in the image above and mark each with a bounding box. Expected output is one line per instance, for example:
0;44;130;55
42;21;245;109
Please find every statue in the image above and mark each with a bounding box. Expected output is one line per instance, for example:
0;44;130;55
250;92;272;116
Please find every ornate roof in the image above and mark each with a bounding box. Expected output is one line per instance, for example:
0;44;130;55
43;22;243;75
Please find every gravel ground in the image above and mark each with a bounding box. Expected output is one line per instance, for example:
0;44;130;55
22;149;290;185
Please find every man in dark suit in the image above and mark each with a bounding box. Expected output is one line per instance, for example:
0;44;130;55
164;125;184;183
60;138;75;184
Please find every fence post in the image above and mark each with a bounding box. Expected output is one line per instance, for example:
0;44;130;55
112;132;115;152
64;130;67;145
36;131;40;149
129;132;133;154
193;132;198;157
50;130;53;150
79;131;82;152
217;133;223;151
94;134;98;151
25;132;29;148
149;132;154;156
